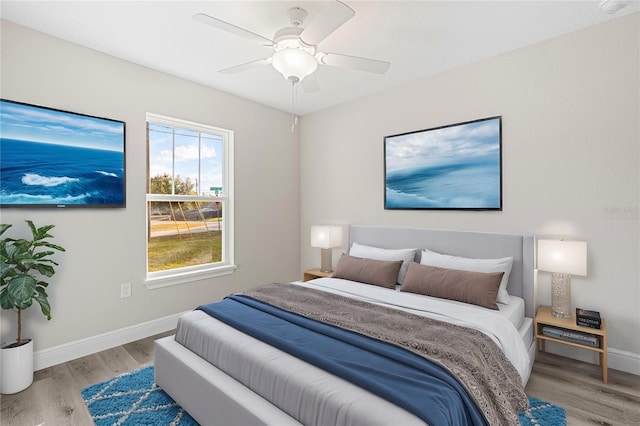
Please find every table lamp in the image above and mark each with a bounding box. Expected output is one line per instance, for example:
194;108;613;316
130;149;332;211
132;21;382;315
537;239;587;318
310;226;343;272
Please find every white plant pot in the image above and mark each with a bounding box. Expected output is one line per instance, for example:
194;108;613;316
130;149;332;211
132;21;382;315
0;339;34;394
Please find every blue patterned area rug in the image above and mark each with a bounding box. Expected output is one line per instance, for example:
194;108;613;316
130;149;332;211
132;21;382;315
81;366;197;426
82;366;566;426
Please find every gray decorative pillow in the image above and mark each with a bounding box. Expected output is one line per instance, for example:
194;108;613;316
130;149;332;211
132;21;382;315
401;262;504;310
333;253;403;289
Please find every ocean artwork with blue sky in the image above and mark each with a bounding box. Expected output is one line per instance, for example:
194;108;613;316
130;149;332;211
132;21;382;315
0;99;125;207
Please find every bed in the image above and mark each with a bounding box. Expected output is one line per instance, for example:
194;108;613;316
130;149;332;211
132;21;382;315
155;225;536;426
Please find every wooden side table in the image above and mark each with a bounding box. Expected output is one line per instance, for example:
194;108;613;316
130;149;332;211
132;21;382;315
534;306;608;383
303;268;333;282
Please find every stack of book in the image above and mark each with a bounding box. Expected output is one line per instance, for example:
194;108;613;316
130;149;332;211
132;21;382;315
576;308;601;329
542;326;599;347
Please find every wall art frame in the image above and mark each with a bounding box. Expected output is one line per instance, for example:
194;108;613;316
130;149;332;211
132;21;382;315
0;98;126;208
384;116;502;210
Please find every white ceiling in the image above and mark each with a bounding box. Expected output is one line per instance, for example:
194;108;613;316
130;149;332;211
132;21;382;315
1;1;637;115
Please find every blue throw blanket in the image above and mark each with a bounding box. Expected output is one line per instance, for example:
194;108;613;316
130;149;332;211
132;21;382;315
199;294;488;425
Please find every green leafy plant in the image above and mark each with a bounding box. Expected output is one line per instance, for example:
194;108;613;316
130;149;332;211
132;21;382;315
0;220;65;347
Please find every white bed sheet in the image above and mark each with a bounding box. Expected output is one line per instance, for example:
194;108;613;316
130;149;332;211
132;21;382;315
520;317;533;348
498;295;525;329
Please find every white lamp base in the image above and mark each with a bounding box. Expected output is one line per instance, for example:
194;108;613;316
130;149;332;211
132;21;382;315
320;248;333;273
551;272;572;318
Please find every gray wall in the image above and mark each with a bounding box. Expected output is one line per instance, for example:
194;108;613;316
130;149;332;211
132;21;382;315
0;21;300;351
300;13;640;363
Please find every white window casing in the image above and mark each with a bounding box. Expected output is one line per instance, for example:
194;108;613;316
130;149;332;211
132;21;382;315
144;113;235;289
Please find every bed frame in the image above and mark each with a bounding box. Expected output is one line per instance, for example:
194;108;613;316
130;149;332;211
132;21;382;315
155;226;536;426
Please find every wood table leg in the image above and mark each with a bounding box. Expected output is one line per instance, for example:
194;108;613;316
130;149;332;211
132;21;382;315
601;331;608;384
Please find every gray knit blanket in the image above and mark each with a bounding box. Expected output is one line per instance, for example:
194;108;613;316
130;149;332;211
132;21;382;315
244;282;528;426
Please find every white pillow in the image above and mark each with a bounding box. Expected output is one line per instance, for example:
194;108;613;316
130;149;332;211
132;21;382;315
349;242;416;284
419;248;513;304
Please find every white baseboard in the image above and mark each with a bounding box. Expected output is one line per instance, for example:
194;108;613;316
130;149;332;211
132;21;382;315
608;347;640;376
543;341;640;376
34;311;188;371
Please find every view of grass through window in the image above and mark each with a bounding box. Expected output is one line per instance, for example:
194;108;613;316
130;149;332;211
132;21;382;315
147;201;223;272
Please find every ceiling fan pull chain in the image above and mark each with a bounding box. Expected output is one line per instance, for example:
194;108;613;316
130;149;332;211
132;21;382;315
291;80;299;132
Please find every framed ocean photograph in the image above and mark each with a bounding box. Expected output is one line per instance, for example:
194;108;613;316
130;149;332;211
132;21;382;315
0;99;126;208
384;116;502;210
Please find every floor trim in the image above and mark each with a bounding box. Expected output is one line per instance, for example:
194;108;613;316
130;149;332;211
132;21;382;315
543;341;640;376
34;311;187;371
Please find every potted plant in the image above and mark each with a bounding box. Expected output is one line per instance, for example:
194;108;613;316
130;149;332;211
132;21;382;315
0;220;65;394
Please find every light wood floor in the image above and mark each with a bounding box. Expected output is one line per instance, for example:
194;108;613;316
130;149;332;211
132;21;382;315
525;351;640;425
1;332;639;425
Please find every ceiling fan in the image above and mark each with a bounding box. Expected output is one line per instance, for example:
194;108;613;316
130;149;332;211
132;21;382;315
193;0;390;93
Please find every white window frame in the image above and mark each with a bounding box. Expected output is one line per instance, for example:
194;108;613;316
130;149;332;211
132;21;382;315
144;113;235;289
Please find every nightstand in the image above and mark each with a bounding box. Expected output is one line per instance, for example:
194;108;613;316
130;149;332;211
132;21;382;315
534;306;608;383
303;268;333;282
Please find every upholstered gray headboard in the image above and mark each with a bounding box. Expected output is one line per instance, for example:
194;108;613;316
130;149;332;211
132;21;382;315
349;226;535;318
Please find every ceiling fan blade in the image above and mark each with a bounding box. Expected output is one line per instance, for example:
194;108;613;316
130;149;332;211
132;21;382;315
219;57;273;74
193;13;273;46
300;1;355;46
301;74;320;93
319;52;390;74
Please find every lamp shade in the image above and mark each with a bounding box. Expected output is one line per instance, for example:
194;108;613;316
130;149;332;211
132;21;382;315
310;226;342;249
538;239;587;276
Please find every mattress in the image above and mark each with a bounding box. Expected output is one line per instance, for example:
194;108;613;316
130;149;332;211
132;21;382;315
174;279;531;425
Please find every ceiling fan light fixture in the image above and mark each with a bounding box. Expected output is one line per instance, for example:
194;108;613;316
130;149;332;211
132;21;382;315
195;1;389;92
272;48;318;83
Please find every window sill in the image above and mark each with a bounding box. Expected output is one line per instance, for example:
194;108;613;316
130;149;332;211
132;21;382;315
144;264;237;290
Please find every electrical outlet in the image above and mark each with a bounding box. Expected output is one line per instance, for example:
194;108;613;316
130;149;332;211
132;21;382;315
120;282;131;298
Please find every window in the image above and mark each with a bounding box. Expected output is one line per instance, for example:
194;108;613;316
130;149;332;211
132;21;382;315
145;113;234;288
